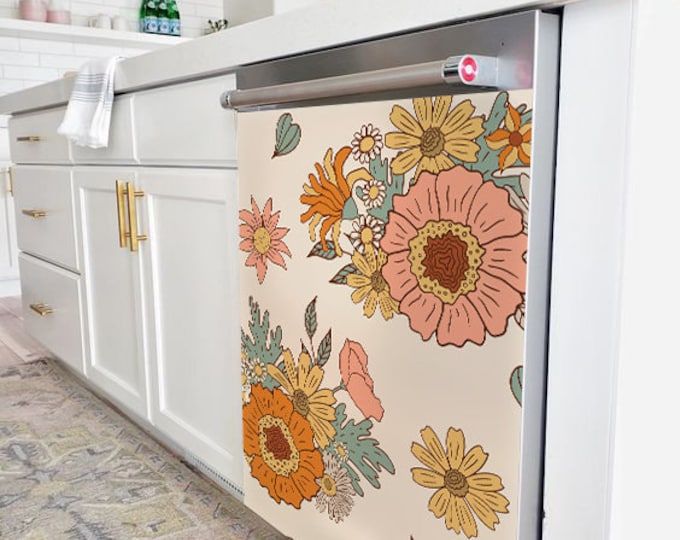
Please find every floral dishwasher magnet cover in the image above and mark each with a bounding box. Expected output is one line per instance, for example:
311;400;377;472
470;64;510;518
239;90;534;539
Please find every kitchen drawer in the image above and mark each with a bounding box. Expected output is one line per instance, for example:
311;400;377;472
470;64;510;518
9;107;72;164
14;166;78;272
20;253;84;373
72;96;137;164
134;74;236;167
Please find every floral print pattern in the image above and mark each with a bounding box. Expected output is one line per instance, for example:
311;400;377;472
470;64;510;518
411;426;510;538
239;197;292;284
242;298;395;521
241;90;535;538
381;166;526;346
385;96;484;178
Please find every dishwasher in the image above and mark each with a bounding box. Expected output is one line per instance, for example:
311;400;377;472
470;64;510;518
222;10;559;540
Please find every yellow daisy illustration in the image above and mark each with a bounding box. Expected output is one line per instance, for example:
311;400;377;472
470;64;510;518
347;246;399;321
411;426;510;538
268;349;337;447
385;96;484;178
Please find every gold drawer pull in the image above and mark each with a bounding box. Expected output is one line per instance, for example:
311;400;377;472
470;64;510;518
22;209;47;219
125;181;147;252
115;180;129;248
29;303;54;317
16;136;42;143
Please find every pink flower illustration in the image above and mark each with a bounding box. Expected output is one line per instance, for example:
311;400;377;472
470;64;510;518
380;166;527;347
239;196;292;284
339;339;384;422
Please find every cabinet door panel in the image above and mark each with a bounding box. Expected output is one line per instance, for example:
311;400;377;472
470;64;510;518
74;167;149;419
140;168;241;487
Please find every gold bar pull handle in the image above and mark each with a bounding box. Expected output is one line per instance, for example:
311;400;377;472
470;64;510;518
5;167;14;196
125;181;147;252
22;209;47;219
16;136;42;143
115;180;129;248
29;303;54;317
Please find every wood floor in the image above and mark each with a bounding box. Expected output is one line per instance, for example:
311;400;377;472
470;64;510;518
0;296;51;367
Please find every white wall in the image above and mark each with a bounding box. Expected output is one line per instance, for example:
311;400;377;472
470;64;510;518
222;0;326;25
0;0;223;37
609;0;680;537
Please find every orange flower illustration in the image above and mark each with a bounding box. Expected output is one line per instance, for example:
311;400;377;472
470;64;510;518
300;146;371;254
243;385;324;508
339;339;384;421
485;102;532;171
239;197;292;284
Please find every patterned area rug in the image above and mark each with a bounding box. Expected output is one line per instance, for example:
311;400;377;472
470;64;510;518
0;358;286;539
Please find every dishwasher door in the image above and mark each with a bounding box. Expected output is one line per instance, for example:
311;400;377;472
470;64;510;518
233;10;559;540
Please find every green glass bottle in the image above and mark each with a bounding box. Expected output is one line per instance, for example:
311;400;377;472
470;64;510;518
157;0;170;35
143;0;158;33
139;0;146;32
167;0;181;36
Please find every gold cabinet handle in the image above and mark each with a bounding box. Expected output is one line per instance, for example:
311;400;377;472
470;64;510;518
29;303;54;317
16;136;42;142
22;209;47;218
1;167;13;196
125;181;147;252
115;180;129;248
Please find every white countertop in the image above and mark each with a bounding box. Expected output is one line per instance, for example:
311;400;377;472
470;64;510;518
0;0;575;114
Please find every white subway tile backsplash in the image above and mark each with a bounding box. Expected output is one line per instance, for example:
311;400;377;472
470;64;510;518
19;38;75;54
0;51;39;65
4;65;60;81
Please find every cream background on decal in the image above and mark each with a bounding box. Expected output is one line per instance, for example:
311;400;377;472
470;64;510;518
238;90;532;540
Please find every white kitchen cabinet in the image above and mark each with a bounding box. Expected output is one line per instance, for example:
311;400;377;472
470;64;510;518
139;168;242;486
73;167;150;420
19;253;84;373
0;167;19;296
134;75;237;167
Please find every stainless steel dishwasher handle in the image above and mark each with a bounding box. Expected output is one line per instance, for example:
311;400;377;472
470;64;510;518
221;54;502;110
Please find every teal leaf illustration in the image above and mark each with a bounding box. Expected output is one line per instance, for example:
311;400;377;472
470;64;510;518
308;241;339;260
510;365;523;406
316;329;332;367
273;113;302;158
342;197;359;220
330;263;358;285
241;296;282;390
332;403;395;497
361;155;404;222
304;297;318;341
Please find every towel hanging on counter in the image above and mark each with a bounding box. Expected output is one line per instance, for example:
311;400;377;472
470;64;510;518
58;56;121;149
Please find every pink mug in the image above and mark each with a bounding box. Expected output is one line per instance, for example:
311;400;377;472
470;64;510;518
19;0;47;22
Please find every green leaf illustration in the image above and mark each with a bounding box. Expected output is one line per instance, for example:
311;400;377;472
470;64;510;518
316;329;332;367
330;263;358;285
308;241;339;260
273;113;302;158
304;297;318;341
510;365;523;406
361;155;404;223
241;296;282;390
332;403;395;497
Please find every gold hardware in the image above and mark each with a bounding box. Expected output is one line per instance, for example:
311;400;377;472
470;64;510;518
6;167;13;196
16;136;42;142
22;209;47;218
115;180;129;248
125;181;147;252
29;303;54;317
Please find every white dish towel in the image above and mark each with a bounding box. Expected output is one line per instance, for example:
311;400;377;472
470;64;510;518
58;56;122;149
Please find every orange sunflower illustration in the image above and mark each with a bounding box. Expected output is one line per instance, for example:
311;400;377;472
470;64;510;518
485;102;532;171
243;385;324;508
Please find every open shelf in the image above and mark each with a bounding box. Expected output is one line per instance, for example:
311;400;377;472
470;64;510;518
0;17;188;48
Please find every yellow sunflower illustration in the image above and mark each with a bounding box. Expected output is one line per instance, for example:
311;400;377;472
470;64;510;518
268;349;337;447
385;96;484;178
411;426;509;538
347;246;399;321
